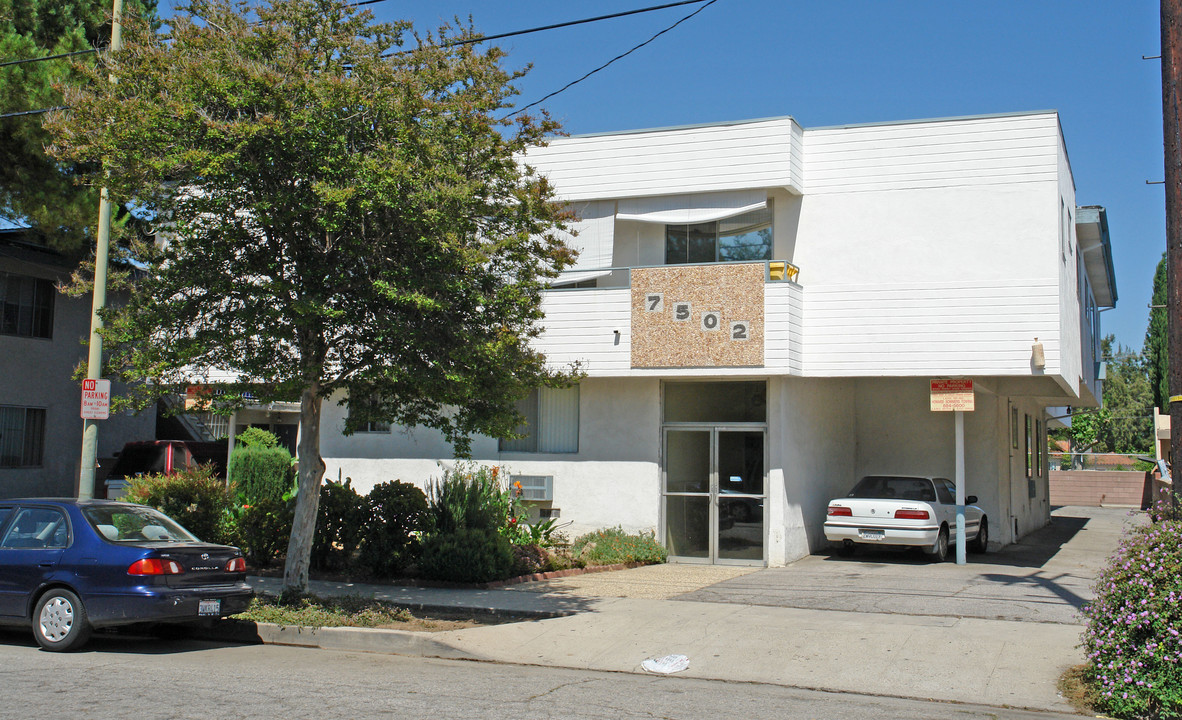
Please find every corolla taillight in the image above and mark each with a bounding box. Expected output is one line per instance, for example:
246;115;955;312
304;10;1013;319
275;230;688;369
225;557;246;573
827;506;852;517
128;558;184;575
894;509;931;520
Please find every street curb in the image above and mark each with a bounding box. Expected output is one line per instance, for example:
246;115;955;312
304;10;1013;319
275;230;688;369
200;619;479;659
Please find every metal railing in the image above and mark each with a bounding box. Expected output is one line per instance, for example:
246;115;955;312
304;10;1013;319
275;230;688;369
545;259;800;291
1049;452;1152;471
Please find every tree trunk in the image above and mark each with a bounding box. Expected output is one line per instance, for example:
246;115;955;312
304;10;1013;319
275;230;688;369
282;381;326;595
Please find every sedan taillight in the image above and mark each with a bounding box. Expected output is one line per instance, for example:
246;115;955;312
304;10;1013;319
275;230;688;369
827;506;852;516
894;509;931;520
128;558;184;575
226;557;246;573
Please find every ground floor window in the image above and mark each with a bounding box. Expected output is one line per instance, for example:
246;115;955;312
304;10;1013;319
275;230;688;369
0;406;45;467
500;386;579;453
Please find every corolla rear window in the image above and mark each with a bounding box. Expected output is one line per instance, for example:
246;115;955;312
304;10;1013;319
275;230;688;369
82;506;198;543
848;476;936;502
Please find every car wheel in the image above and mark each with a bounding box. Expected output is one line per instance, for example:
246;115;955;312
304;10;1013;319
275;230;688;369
969;516;989;554
33;589;91;652
925;526;949;562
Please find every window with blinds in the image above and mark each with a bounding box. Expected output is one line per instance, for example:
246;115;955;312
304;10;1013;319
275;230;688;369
499;386;579;453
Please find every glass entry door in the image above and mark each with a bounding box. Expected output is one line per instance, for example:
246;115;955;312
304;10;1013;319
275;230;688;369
663;427;765;564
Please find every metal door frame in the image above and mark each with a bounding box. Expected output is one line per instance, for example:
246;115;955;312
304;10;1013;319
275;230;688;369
661;423;767;566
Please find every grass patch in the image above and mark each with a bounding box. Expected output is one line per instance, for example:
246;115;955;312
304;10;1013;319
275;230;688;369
233;593;493;632
1058;664;1103;716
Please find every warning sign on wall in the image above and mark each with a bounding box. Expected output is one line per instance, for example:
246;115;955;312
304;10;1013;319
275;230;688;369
930;379;974;412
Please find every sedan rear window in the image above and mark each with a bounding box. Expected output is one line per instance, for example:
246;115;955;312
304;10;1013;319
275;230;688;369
82;506;198;543
847;476;936;502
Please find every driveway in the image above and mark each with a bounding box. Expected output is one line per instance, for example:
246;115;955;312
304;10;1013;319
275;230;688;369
676;505;1140;624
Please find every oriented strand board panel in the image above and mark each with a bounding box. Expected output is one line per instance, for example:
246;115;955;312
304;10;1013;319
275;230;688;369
631;264;765;368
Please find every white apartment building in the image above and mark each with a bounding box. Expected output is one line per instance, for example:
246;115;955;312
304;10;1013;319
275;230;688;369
318;111;1116;566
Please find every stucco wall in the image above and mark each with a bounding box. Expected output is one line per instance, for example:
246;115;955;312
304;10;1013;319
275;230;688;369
0;257;155;498
321;377;662;538
770;376;855;563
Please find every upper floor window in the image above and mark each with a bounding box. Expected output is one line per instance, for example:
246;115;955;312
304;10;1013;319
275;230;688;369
0;272;54;339
665;204;773;265
0;406;46;468
499;386;579;453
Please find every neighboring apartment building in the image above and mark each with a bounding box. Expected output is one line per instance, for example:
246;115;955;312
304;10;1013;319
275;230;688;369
0;230;155;498
315;110;1114;566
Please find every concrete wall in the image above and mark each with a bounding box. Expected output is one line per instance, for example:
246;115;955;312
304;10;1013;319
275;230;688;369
1049;470;1144;507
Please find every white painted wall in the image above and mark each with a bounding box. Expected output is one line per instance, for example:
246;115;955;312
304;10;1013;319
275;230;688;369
769;376;856;563
525;117;803;202
321;378;662;539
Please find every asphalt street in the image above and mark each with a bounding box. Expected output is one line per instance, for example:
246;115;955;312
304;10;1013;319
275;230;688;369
0;633;1086;720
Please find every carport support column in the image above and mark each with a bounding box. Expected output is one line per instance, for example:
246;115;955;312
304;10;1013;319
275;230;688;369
955;410;966;565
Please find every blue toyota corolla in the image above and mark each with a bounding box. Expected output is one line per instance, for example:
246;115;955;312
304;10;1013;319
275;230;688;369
0;499;253;651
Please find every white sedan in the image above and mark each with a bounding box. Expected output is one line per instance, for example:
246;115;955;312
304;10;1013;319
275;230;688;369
823;475;988;561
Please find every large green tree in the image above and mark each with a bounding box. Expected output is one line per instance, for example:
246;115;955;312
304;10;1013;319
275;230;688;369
46;0;577;592
1061;337;1154;456
1145;251;1169;412
0;0;155;250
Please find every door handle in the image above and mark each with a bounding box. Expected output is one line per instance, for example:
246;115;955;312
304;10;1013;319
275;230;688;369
38;563;53;568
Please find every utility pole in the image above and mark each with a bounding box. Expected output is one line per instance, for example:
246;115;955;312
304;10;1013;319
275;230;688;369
78;0;123;500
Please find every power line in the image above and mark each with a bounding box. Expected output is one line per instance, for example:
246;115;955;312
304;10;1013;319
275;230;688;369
452;0;712;47
3;0;716;119
379;0;712;58
0;106;66;119
0;48;98;69
508;0;718;118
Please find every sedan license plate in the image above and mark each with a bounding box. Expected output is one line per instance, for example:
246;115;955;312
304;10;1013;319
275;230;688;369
858;529;885;541
198;599;221;617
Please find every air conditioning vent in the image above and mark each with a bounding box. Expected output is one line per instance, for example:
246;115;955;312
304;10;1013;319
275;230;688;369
513;475;553;502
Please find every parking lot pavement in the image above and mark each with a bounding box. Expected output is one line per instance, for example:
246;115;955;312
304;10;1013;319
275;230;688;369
676;505;1141;624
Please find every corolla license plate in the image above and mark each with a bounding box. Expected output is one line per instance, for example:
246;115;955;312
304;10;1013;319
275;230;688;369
198;599;221;616
858;529;885;541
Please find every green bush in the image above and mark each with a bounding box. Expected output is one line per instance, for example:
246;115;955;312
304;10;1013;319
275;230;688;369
235;427;279;449
418;528;516;583
122;464;233;544
427;464;510;535
1081;501;1182;718
571;527;667;566
311;478;368;573
230;444;293;503
234;496;293;567
357;481;428;578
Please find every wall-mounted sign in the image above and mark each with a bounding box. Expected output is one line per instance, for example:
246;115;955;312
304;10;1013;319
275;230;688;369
930;378;974;412
631;264;765;368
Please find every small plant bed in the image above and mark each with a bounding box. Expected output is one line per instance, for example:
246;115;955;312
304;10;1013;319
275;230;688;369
233;593;506;632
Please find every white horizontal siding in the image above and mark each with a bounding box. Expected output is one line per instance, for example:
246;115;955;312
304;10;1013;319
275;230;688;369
525;118;801;201
766;282;803;373
536;289;632;373
803;113;1061;194
802;280;1061;377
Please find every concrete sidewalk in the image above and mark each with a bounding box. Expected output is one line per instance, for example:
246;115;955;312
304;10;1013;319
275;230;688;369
239;506;1136;713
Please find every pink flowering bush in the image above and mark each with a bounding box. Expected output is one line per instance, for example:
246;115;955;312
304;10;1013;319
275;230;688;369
1081;501;1182;718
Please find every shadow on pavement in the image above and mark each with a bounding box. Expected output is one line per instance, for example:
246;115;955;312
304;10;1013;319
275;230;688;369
815;510;1091;570
0;624;255;655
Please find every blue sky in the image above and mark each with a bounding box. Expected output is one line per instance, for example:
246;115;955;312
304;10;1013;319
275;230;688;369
172;0;1168;352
